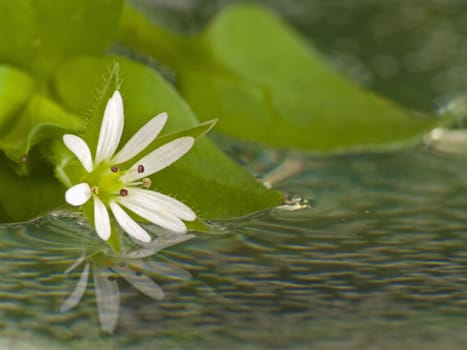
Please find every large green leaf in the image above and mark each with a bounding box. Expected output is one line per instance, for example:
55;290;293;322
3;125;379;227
52;56;282;220
0;64;84;164
0;94;83;162
120;4;454;151
0;66;85;222
0;154;64;222
0;0;123;79
0;65;35;136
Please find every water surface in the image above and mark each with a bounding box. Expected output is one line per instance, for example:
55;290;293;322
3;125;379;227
2;146;467;349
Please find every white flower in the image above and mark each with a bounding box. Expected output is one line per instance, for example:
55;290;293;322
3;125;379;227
63;90;196;242
60;233;193;333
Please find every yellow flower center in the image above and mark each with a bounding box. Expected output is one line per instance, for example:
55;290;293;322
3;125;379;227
83;162;127;203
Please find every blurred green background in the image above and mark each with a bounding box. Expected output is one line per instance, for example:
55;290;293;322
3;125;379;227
132;0;467;114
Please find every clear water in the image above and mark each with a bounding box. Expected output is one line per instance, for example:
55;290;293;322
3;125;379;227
3;1;467;349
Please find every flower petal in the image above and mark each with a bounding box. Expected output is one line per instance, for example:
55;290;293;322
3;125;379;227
95;90;124;165
109;201;151;243
64;254;86;275
117;193;187;233
113;265;164;300
128;188;196;221
123;233;195;259
63;135;94;172
121;136;194;182
129;260;192;280
112;112;168;164
60;263;90;313
93;265;120;333
93;196;111;241
65;183;92;206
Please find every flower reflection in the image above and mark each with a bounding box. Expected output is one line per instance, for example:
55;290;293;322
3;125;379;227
60;232;193;333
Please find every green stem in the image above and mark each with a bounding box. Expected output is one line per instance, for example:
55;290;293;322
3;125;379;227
119;4;192;70
107;227;121;253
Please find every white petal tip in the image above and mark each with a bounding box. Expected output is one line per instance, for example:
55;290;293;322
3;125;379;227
133;232;152;243
62;134;94;172
183;212;196;222
97;230;111;241
65;183;92;206
95;90;124;165
94;197;111;241
156;113;168;128
110;202;152;243
182;136;195;148
164;220;188;234
156;111;168;120
112;90;122;99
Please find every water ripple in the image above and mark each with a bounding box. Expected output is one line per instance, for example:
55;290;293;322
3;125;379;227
1;148;467;348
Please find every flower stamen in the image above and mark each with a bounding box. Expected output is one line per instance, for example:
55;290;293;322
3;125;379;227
137;164;145;173
91;186;100;195
111;165;119;173
119;189;128;197
142;178;152;188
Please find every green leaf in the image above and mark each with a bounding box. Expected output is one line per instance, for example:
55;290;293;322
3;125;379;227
0;94;83;162
0;64;84;164
0;65;84;221
52;56;282;220
0;0;123;79
127;119;218;166
0;154;64;222
120;4;454;152
0;65;35;132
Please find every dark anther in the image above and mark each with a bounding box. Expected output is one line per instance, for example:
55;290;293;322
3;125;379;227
111;165;119;173
108;275;117;281
137;164;145;173
119;188;128;197
135;271;143;277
